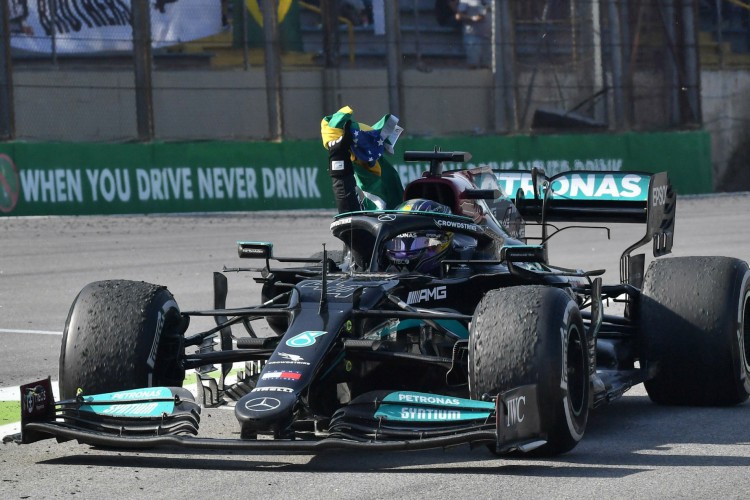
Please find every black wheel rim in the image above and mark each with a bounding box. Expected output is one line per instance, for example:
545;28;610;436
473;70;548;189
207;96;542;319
567;325;587;416
743;291;750;374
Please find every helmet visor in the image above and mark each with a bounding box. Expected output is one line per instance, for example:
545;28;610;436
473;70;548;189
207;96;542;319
386;232;449;258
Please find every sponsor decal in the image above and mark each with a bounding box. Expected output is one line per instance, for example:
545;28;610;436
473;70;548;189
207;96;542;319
330;217;352;229
299;281;362;298
267;360;311;367
549;174;646;200
241;247;265;254
24;386;47;414
406;285;447;305
78;387;175;417
100;402;162;416
374;404;492;422
383;391;495;409
250;386;294;392
397;393;460;405
11;165;321;214
279;352;305;361
279;352;304;362
497;172;649;201
652;184;668;207
267;352;311;366
147;302;175;369
0;154;21;214
251;387;294;393
435;219;480;232
110;388;169;401
262;371;302;381
505;395;526;427
400;407;462;421
497;384;543;443
285;331;326;348
244;397;282;412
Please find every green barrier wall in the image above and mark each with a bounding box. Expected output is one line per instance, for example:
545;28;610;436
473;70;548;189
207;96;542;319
0;131;711;216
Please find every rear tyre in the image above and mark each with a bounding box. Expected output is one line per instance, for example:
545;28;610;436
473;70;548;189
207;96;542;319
59;280;187;400
469;286;589;456
640;256;750;405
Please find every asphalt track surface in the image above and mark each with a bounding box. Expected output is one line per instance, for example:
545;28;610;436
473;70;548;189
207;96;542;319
1;194;750;499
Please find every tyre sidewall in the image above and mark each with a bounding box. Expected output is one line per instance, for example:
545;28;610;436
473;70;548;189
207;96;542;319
641;257;750;405
537;296;588;446
469;286;589;454
59;280;182;399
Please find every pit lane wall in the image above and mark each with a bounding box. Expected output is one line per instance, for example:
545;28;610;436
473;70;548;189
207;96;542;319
0;131;711;216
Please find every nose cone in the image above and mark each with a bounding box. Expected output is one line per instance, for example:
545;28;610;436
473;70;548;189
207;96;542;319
235;391;297;435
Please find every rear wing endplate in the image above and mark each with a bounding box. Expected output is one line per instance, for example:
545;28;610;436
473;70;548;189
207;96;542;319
494;170;676;285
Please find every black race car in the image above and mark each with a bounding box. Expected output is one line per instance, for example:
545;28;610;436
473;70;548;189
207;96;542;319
21;150;750;456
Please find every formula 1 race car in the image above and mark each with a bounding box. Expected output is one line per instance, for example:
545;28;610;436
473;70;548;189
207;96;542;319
21;150;750;456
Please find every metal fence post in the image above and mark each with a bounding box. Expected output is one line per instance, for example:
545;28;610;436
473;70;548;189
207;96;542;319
606;0;625;130
681;0;701;124
0;0;15;140
385;0;403;120
492;0;517;133
132;1;154;141
662;0;681;126
321;0;340;116
262;0;283;141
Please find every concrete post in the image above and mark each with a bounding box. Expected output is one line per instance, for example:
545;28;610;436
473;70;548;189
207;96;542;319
492;0;517;132
385;0;403;120
262;0;283;140
132;2;154;141
0;0;15;139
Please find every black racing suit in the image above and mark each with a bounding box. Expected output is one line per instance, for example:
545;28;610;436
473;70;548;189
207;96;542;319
327;121;362;214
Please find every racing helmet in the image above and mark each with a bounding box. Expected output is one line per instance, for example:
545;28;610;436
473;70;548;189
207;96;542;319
385;199;454;273
385;230;453;274
394;198;452;215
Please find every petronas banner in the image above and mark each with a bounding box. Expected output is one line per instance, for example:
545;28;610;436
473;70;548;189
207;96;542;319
0;131;711;217
233;0;303;51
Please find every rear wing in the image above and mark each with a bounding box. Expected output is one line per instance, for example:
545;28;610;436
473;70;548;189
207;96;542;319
495;170;676;286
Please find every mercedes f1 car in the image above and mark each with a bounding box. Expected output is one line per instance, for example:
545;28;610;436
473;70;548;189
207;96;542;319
21;150;750;456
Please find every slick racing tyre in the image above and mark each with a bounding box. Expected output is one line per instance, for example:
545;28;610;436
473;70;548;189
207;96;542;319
640;256;750;405
469;286;589;456
59;280;187;400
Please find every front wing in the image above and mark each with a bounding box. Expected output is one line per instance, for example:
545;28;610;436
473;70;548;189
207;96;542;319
20;378;545;454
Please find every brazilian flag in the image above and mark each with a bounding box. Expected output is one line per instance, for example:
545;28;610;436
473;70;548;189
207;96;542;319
233;0;303;51
321;106;405;210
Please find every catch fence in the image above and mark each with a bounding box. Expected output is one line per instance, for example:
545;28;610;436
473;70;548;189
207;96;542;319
0;1;716;142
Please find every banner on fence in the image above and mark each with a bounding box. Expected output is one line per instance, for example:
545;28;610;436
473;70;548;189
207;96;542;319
9;0;221;53
0;131;712;217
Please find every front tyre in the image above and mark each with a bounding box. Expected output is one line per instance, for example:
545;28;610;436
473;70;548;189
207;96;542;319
640;256;750;405
59;280;187;400
469;286;589;456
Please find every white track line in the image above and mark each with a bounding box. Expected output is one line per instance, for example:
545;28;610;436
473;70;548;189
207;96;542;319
0;328;63;336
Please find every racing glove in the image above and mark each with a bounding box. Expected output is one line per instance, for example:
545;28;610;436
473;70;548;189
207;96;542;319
327;121;361;213
327;120;354;178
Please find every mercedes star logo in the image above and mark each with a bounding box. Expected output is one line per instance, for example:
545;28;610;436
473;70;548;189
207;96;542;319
378;214;396;222
244;397;282;412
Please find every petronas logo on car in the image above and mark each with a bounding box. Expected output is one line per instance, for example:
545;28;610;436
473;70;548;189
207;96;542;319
285;331;326;348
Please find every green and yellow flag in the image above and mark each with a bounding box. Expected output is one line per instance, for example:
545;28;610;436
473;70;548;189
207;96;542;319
233;0;303;51
321;106;405;210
